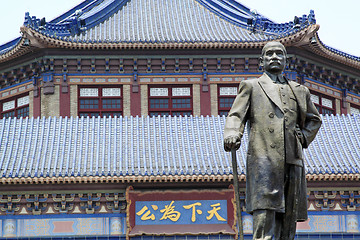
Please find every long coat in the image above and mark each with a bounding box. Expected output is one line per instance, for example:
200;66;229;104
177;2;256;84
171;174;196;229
224;73;322;221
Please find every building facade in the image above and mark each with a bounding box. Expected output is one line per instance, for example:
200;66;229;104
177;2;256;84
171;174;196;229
0;0;359;239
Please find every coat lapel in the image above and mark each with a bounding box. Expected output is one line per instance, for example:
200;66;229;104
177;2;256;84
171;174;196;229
258;73;284;113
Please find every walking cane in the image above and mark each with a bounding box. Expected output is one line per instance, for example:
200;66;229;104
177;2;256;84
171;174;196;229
231;149;244;240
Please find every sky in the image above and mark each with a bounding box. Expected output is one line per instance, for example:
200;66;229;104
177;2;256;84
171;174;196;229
0;0;359;57
238;0;360;57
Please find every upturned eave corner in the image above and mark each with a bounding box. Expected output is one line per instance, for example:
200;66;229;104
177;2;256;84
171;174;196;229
0;36;32;64
291;23;320;47
307;32;360;70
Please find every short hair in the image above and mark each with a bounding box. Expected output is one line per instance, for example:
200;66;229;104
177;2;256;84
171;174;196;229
261;41;287;56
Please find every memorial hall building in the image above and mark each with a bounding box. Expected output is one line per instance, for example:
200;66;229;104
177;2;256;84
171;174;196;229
0;0;359;239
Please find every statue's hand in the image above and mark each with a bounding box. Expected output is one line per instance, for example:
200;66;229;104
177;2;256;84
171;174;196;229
295;124;305;146
224;136;241;152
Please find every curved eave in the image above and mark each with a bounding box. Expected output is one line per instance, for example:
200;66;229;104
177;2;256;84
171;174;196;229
0;173;358;185
3;24;359;72
0;37;34;64
0;37;22;55
11;25;310;52
306;34;360;70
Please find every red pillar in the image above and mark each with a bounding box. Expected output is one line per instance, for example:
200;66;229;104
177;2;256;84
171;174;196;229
60;83;70;117
130;85;141;116
33;88;41;118
200;85;211;116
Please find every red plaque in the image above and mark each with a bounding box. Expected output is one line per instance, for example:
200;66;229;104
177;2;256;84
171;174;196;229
126;188;236;238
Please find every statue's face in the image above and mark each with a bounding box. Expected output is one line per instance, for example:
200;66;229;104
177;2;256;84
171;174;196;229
260;43;287;75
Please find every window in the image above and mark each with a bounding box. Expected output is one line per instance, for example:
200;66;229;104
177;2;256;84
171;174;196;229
310;92;335;115
0;94;29;119
350;105;360;115
149;86;192;117
78;86;122;117
218;85;238;116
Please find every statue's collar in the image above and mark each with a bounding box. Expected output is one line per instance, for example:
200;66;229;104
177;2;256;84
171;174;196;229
265;71;286;84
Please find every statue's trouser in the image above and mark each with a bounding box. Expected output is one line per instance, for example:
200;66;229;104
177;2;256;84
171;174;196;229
252;165;301;240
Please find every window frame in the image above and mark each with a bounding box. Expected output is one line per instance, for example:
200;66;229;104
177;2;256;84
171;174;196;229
350;104;360;115
218;84;239;116
310;91;336;115
148;85;193;117
78;85;123;118
0;93;30;119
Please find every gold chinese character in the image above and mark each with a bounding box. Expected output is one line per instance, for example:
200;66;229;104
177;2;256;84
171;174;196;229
206;203;226;221
136;205;158;221
160;201;181;222
183;202;203;222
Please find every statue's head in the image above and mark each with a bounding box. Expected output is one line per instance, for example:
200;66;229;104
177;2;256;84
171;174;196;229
259;41;288;75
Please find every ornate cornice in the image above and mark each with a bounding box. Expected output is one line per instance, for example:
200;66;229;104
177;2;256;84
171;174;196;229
0;26;311;62
0;187;359;216
0;173;359;185
307;33;360;70
0;37;33;64
1;24;358;71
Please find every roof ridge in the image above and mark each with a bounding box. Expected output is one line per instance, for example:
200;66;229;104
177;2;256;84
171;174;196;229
50;0;100;24
22;0;129;37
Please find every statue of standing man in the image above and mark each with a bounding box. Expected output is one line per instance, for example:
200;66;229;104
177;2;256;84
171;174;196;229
224;41;322;240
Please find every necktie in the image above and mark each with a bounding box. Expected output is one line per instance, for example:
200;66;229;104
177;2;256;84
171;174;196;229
277;75;285;84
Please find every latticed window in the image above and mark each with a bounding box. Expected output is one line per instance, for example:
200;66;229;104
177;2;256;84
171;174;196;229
310;92;335;115
350;105;360;115
218;85;238;116
78;86;122;117
148;86;192;117
0;94;29;119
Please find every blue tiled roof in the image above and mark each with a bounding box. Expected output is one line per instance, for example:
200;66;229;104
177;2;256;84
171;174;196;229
0;115;359;179
316;36;360;62
24;0;314;43
0;37;21;55
1;0;358;65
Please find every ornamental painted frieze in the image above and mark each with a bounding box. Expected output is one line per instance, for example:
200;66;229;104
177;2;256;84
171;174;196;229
0;191;126;216
1;190;360;216
0;189;360;237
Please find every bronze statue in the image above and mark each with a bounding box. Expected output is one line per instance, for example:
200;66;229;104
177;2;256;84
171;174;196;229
224;41;322;240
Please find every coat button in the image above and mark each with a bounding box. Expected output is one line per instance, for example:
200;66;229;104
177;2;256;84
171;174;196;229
270;143;276;148
268;112;274;118
284;116;288;121
269;127;274;133
284;108;289;113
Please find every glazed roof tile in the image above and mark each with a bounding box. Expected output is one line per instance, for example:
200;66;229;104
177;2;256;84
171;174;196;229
0;37;21;55
316;36;360;62
69;0;274;43
0;1;359;75
0;115;359;180
0;0;315;55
